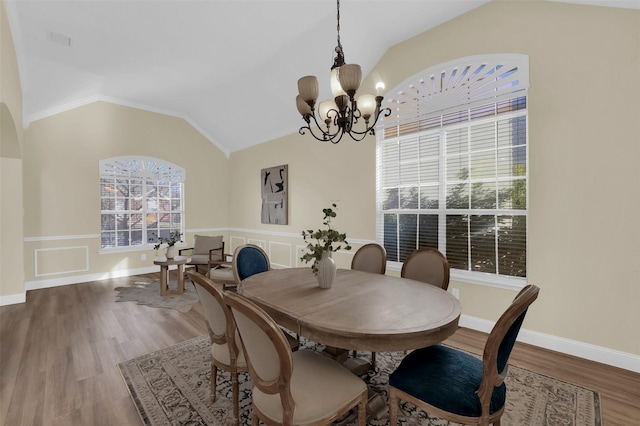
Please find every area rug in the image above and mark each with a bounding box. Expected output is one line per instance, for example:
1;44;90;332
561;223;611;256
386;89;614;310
118;336;602;426
114;281;199;313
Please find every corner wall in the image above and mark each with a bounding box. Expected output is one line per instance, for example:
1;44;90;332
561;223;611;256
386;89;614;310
21;102;229;288
0;0;25;304
228;1;640;366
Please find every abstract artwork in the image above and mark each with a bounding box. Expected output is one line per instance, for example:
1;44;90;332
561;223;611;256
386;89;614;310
261;164;288;224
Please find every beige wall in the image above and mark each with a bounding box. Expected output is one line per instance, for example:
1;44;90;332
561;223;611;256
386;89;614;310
228;1;640;357
3;0;638;364
0;0;25;302
22;102;229;284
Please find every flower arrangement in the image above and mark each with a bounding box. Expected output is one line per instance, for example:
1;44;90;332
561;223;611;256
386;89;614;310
151;230;183;251
300;203;351;275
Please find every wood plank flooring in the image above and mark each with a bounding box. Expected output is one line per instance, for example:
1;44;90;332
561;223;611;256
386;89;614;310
1;273;639;425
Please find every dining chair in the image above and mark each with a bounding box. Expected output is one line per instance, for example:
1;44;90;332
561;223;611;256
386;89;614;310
388;284;540;426
351;242;387;275
232;243;271;284
224;291;368;426
350;242;386;369
232;243;300;351
179;234;228;276
401;247;450;290
187;271;247;426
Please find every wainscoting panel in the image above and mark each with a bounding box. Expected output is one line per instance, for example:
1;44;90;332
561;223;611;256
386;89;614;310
247;238;266;248
268;241;292;268
35;246;89;277
229;236;246;253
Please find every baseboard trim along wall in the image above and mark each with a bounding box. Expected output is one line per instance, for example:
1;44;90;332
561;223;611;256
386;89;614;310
459;314;640;374
9;265;640;374
0;293;27;306
25;265;158;291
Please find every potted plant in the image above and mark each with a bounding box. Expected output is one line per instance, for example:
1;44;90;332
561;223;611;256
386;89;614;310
300;203;351;288
151;230;183;259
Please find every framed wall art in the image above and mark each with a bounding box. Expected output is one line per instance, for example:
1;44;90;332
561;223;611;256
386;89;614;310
261;164;288;225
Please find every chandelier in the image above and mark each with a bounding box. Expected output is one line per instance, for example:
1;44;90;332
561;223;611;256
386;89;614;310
296;0;391;144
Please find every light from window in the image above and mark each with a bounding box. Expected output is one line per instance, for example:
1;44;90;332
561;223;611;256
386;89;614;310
99;157;184;249
377;55;529;281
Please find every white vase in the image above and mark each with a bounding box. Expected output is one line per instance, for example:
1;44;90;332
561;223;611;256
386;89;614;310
165;246;177;259
316;250;336;289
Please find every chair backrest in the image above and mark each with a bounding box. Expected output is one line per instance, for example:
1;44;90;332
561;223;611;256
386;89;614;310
351;243;387;274
187;270;241;366
193;234;224;255
224;291;296;416
477;284;540;413
401;248;450;290
232;244;270;283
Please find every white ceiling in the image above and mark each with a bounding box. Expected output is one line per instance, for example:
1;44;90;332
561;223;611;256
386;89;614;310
5;0;639;155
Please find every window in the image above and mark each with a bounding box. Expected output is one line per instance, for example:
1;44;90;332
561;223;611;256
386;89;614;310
100;157;185;250
377;54;529;284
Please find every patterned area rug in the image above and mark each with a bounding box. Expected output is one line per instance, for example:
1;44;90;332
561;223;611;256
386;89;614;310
114;281;199;313
118;336;602;425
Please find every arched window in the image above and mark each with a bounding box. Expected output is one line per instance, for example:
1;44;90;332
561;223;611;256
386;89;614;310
377;54;529;286
99;156;185;250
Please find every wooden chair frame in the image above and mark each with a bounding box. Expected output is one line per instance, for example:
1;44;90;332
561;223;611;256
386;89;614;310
389;284;540;426
350;242;387;368
232;244;270;284
180;237;231;277
401;247;450;290
224;292;367;426
187;271;246;426
350;243;387;275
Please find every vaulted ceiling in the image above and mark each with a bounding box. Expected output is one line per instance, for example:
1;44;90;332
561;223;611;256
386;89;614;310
5;0;637;155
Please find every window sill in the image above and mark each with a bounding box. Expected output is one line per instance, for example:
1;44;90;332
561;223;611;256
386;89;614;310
386;262;526;291
99;243;187;255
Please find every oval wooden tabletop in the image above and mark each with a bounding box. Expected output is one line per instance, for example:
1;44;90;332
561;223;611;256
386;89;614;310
239;267;461;352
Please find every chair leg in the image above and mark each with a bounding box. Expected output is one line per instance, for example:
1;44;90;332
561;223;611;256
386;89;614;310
231;370;240;426
251;409;260;426
389;387;398;425
358;393;367;426
371;351;377;370
210;363;217;402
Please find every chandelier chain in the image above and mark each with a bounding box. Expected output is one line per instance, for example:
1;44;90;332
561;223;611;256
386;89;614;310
336;0;341;48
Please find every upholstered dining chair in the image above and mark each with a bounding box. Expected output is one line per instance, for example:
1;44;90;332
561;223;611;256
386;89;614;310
388;284;540;426
351;243;387;275
187;271;247;426
224;291;368;426
232;243;299;351
179;234;228;277
401;248;450;290
350;242;386;369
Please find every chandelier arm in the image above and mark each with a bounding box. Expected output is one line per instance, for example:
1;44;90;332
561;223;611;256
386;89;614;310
299;110;346;142
343;107;393;137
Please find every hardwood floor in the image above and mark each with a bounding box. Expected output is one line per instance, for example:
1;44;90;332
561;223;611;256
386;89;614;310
1;273;639;425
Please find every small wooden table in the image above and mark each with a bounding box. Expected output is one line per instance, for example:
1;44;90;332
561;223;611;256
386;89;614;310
154;256;190;296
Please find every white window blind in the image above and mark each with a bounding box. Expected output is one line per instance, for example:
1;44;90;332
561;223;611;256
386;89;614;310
99;157;185;249
377;54;529;282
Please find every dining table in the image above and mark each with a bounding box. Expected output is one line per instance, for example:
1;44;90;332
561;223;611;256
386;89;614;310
239;267;461;354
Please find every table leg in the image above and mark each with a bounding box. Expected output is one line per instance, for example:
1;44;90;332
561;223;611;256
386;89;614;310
159;265;169;296
176;264;185;294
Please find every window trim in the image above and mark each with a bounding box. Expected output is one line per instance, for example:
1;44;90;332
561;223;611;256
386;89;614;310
376;54;529;289
99;156;186;251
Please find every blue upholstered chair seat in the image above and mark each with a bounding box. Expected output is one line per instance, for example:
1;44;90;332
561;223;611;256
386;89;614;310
389;345;506;417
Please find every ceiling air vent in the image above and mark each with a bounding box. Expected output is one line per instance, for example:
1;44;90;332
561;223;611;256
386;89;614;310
46;30;71;47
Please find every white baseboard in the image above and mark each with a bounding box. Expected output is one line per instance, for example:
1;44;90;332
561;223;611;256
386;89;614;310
25;266;158;291
459;314;640;374
8;273;640;374
0;292;27;306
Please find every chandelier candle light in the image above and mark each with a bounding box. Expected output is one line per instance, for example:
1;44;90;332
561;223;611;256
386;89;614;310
296;0;391;144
